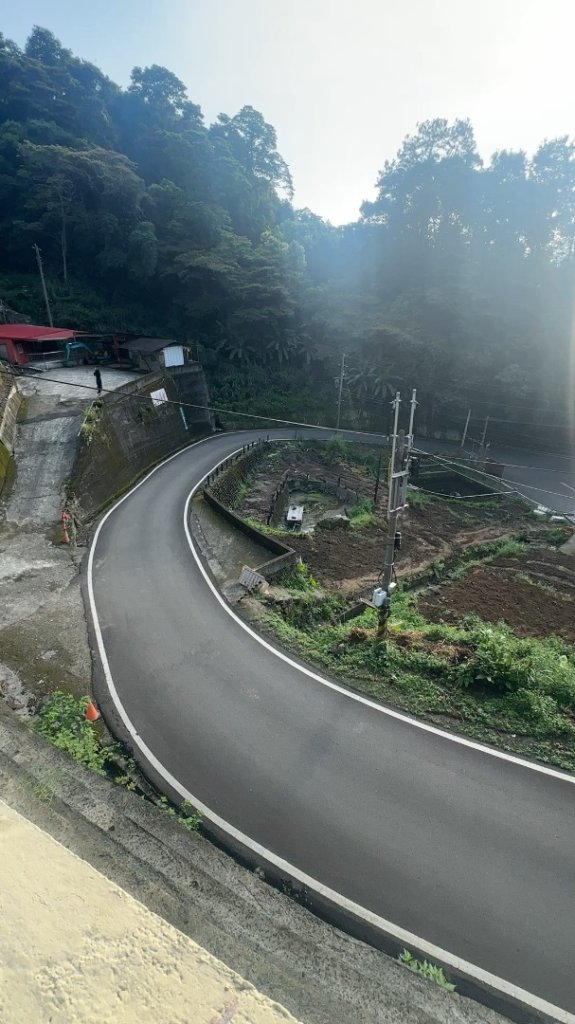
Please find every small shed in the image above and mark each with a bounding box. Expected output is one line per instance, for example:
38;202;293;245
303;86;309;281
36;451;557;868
120;337;189;371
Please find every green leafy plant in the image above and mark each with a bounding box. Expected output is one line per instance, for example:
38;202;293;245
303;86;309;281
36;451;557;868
288;561;319;591
35;691;117;775
407;487;437;508
80;400;103;442
347;496;376;528
156;795;203;832
398;950;456;992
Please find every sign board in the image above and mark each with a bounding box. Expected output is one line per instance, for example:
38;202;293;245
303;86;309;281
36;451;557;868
150;388;168;407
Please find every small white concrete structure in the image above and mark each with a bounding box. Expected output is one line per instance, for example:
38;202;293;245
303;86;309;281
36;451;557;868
286;504;304;525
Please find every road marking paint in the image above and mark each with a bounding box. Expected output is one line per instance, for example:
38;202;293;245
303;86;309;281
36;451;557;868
87;432;575;1023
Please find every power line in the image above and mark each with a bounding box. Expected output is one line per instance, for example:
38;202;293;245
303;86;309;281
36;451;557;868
7;367;575;472
2;368;389;441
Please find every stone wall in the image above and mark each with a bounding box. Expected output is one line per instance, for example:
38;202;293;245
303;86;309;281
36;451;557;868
70;365;213;519
207;442;267;508
268;472;363;526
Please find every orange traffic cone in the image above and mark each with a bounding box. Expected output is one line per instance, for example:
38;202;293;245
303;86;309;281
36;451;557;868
85;701;101;723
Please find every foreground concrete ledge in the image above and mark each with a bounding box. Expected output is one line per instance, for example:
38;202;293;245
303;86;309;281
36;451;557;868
0;709;511;1024
0;800;300;1024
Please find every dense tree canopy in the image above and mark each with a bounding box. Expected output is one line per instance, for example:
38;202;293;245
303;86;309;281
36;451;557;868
0;26;573;448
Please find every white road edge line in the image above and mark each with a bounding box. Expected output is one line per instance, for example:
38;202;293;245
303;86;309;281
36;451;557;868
87;433;575;1024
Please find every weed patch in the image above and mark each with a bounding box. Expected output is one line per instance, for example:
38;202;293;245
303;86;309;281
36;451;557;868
255;588;575;770
399;950;456;992
35;691;203;830
347;496;376;529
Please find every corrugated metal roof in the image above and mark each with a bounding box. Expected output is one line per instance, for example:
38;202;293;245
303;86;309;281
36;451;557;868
0;324;76;341
122;337;179;353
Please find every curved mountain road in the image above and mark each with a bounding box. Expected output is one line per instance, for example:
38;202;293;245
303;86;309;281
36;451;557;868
88;430;575;1023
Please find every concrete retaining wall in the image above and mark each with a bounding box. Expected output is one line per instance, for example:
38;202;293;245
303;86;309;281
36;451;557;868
207;443;267;509
269;473;361;526
70;366;213;519
204;445;298;580
0;368;22;495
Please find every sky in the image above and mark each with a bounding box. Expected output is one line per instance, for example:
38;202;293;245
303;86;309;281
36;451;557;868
3;0;575;224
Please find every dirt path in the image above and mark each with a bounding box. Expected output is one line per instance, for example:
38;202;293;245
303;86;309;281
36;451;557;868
0;368;136;712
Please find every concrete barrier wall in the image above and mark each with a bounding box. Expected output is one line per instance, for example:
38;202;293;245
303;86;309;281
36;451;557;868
440;458;509;495
256;550;299;578
203;447;298;580
207;442;267;509
0;374;22;452
0;370;22;496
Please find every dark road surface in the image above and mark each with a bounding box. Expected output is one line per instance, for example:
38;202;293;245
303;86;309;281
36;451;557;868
89;430;575;1022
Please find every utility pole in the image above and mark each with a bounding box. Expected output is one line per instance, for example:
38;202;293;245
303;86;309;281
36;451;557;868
406;387;418;450
479;415;490;463
461;408;471;448
375;389;417;638
33;244;53;327
336;352;346;432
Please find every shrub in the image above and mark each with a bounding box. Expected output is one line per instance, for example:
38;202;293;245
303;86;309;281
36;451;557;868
288;561;318;591
458;626;575;710
459;626;520;692
35;691;116;775
347;497;375;528
282;593;345;630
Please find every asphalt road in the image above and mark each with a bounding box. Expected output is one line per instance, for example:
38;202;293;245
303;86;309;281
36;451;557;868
90;430;575;1021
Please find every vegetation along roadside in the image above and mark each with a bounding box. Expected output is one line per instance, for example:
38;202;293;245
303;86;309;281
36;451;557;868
246;530;575;772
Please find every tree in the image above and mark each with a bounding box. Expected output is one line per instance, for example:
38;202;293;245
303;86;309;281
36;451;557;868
127;222;158;279
363;118;482;248
211;105;293;199
25;26;72;66
129;65;192;118
1;24;574;448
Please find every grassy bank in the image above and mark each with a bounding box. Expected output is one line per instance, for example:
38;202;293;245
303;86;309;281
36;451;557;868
255;543;575;771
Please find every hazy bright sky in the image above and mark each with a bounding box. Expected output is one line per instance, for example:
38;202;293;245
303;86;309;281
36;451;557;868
3;1;575;223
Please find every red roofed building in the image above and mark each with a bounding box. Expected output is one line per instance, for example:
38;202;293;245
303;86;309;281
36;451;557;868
0;325;77;366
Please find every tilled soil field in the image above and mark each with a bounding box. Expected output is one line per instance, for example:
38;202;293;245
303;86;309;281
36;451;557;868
242;443;536;593
289;504;531;593
419;548;575;641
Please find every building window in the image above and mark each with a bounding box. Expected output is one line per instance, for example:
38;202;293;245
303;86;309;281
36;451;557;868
16;344;24;353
